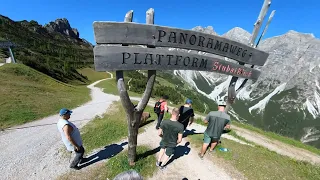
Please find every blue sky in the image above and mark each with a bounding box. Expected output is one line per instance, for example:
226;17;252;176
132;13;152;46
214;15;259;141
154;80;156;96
0;0;319;44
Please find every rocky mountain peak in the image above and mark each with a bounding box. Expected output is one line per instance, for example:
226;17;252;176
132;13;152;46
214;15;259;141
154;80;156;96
191;26;217;35
222;27;251;44
44;18;79;39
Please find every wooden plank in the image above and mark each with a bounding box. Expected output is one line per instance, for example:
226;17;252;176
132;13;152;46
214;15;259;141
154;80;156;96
93;22;269;66
94;45;261;80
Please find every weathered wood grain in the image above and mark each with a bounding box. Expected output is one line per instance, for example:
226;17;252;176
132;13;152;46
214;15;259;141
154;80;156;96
93;22;269;66
94;45;261;80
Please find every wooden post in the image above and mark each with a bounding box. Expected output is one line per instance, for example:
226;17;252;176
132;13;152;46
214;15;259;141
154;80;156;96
116;8;157;166
224;0;273;113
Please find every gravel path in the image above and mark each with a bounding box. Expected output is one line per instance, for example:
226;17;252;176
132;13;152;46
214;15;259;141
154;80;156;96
0;75;120;180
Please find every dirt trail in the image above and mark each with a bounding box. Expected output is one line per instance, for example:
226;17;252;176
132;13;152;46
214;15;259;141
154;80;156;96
0;75;120;180
74;121;238;180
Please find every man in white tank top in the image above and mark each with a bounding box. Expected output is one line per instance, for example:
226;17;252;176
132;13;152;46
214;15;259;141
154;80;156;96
57;108;85;170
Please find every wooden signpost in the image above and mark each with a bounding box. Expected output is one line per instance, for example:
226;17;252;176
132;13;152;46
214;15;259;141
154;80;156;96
93;0;275;165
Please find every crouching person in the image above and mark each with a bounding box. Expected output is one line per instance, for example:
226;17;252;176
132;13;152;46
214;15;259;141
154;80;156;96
156;108;184;169
57;108;86;170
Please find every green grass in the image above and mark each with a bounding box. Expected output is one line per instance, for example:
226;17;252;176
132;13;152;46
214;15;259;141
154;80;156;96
58;146;157;180
232;121;320;155
81;100;158;153
194;115;320;155
95;78;142;97
0;64;90;129
77;68;111;82
104;145;157;179
189;134;320;180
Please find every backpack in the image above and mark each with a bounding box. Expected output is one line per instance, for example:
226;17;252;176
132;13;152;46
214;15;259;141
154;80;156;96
154;101;163;114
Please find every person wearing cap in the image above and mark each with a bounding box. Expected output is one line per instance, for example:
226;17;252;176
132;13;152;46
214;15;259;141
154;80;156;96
198;99;231;159
178;98;195;130
57;108;85;170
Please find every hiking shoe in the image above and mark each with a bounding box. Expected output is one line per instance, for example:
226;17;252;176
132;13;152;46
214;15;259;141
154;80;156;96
198;153;204;160
156;161;162;167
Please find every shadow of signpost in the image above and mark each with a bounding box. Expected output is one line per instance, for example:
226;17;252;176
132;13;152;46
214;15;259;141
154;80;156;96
166;142;191;166
79;141;128;169
136;146;161;160
183;129;203;138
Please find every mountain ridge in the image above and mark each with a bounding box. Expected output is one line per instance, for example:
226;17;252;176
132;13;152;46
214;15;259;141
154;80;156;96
174;25;320;149
0;15;94;83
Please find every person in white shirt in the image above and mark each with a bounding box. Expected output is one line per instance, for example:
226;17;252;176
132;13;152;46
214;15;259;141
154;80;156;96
57;108;86;170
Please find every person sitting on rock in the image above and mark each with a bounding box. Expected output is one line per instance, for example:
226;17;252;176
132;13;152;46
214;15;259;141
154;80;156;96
156;107;184;169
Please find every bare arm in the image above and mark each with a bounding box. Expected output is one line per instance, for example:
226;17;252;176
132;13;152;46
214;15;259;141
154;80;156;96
177;133;183;144
164;104;168;112
63;125;79;150
203;119;209;124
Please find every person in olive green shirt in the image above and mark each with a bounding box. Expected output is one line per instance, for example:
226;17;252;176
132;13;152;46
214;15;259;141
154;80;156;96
198;100;231;159
156;107;184;169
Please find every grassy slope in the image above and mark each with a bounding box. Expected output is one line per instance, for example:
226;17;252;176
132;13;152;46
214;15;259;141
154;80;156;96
0;64;93;129
77;68;111;82
189;134;320;180
59;101;157;179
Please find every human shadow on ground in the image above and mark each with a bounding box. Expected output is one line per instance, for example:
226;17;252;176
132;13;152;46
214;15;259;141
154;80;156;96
183;129;203;138
165;142;191;166
79;141;128;169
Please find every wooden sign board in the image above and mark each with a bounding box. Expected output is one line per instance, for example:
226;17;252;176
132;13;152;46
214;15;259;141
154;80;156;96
94;45;261;80
93;22;269;66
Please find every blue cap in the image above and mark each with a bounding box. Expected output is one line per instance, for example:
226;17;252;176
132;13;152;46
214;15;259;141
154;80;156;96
185;98;192;104
59;108;73;116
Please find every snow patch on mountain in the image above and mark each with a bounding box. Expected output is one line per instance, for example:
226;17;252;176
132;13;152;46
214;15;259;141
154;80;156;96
300;127;320;143
303;99;319;119
173;70;210;98
249;83;287;114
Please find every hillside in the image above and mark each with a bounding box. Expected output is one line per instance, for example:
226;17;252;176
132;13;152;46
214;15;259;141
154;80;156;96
173;26;320;149
0;15;93;84
0;64;91;129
